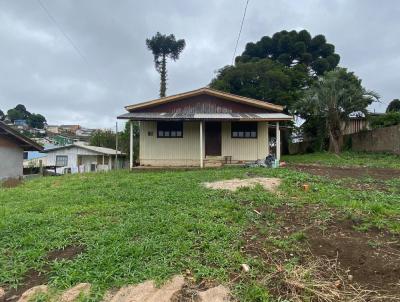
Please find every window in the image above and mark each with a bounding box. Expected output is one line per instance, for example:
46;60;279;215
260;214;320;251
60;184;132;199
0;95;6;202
157;121;183;138
56;155;68;167
231;122;257;138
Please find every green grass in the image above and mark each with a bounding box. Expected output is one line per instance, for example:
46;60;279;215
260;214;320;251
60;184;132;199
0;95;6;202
282;151;400;168
0;166;399;301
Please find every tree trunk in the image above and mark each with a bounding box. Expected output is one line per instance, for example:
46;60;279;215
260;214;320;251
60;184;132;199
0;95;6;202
160;55;167;97
328;128;343;154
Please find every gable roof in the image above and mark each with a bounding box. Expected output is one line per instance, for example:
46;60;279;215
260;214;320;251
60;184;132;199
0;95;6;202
0;121;43;151
125;87;284;112
42;142;125;155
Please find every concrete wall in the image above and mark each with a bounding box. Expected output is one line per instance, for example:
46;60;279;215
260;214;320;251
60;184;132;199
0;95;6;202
349;124;400;154
139;121;269;166
0;136;24;180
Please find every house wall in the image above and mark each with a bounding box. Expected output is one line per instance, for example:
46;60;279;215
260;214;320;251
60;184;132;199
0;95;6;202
0;136;24;180
139;121;269;166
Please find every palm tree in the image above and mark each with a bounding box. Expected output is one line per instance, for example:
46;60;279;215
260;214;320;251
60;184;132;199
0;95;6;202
297;68;379;154
146;32;186;97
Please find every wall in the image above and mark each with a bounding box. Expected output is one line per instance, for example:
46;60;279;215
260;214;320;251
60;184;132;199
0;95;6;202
0;136;24;180
349;124;400;154
139;121;269;166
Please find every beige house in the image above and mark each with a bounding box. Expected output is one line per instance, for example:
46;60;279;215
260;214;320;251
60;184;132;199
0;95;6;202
118;88;292;168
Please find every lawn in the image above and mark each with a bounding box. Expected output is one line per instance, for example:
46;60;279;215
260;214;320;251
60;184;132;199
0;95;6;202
282;151;400;168
1;163;399;301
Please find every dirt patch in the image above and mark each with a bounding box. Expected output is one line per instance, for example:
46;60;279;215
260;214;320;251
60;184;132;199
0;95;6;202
46;245;85;261
4;269;48;301
290;164;400;180
243;204;400;300
203;177;281;192
1;178;23;188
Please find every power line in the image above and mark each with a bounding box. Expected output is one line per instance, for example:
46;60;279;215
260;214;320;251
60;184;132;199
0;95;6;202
36;0;90;67
232;0;250;65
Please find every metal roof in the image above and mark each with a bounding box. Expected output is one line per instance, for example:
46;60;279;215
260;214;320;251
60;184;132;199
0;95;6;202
42;142;125;155
118;112;293;121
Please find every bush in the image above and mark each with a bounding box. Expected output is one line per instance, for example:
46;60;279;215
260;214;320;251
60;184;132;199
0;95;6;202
369;112;400;128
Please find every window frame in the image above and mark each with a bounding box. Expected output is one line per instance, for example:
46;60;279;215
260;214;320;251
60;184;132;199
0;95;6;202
55;155;68;167
157;121;183;138
231;122;258;139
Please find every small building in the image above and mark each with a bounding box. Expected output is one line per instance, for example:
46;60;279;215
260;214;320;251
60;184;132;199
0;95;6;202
0;121;43;180
42;142;126;174
118;87;292;168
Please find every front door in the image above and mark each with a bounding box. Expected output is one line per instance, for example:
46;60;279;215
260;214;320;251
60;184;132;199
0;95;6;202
205;122;221;156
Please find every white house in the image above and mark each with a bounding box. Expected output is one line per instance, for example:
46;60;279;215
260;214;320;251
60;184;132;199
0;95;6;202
42;142;126;174
0;121;43;180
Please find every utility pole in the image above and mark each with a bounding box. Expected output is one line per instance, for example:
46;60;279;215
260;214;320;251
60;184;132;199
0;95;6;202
115;121;118;169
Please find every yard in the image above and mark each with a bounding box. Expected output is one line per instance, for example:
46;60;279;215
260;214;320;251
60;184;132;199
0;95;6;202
0;152;399;301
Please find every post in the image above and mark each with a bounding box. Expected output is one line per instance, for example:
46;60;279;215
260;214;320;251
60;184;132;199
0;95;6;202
115;121;118;170
276;121;281;161
199;121;204;168
130;120;133;170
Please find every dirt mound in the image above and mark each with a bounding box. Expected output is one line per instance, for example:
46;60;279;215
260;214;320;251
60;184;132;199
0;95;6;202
203;177;281;192
291;164;400;180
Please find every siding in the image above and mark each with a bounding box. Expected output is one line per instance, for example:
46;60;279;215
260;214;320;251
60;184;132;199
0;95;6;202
0;137;23;179
139;121;269;166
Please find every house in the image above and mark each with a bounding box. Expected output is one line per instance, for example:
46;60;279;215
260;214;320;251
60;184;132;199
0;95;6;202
118;87;293;168
59;124;81;133
0;121;43;180
42;142;126;174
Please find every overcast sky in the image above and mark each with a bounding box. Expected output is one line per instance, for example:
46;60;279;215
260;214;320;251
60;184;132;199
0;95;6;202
0;0;399;129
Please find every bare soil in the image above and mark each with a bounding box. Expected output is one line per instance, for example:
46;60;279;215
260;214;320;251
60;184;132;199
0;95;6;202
243;204;400;299
4;245;85;301
203;177;281;192
290;164;400;180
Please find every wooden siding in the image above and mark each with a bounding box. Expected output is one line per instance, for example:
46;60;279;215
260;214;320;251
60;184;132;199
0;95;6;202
137;95;270;114
139;121;269;166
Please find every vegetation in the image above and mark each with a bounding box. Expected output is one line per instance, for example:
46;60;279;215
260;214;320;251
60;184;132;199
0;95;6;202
282;151;400;169
1;162;399;301
296;68;379;153
4;104;47;129
236;29;340;75
89;122;139;161
386;98;400;112
370;111;400;129
146;32;186;97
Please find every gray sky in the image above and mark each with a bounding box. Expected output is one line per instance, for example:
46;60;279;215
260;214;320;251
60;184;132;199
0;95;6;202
0;0;399;128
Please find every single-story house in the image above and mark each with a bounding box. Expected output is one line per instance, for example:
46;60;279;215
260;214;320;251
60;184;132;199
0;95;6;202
0;121;43;180
118;87;293;168
42;142;126;174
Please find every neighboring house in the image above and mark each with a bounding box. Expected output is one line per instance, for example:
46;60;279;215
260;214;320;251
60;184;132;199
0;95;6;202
0;121;43;180
118;87;292;168
59;124;81;133
46;125;60;134
42;142;126;174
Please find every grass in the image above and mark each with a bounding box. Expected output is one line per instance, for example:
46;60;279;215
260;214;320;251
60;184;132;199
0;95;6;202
282;151;400;168
0;164;399;301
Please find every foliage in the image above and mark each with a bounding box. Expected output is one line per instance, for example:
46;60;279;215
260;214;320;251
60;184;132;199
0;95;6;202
386;98;400;112
6;104;47;129
0;109;5;121
370;112;400;128
236;29;340;76
146;32;186;97
89;122;139;161
282;151;400;169
210;59;310;110
296;68;379;153
0;165;399;301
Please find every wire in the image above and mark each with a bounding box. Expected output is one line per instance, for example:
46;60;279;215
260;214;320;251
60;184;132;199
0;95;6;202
36;0;90;67
232;0;250;65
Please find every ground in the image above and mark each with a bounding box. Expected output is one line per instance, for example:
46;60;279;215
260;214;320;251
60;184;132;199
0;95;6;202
0;152;399;301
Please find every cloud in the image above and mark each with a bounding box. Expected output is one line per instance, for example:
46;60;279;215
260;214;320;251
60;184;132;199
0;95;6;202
0;0;399;128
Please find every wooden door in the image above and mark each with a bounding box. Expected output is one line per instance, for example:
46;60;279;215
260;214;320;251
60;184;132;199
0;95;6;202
205;122;221;156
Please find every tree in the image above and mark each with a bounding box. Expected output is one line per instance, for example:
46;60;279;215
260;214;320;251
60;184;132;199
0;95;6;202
27;113;47;129
386;99;400;113
296;68;379;154
0;109;4;121
236;30;340;76
146;32;186;97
